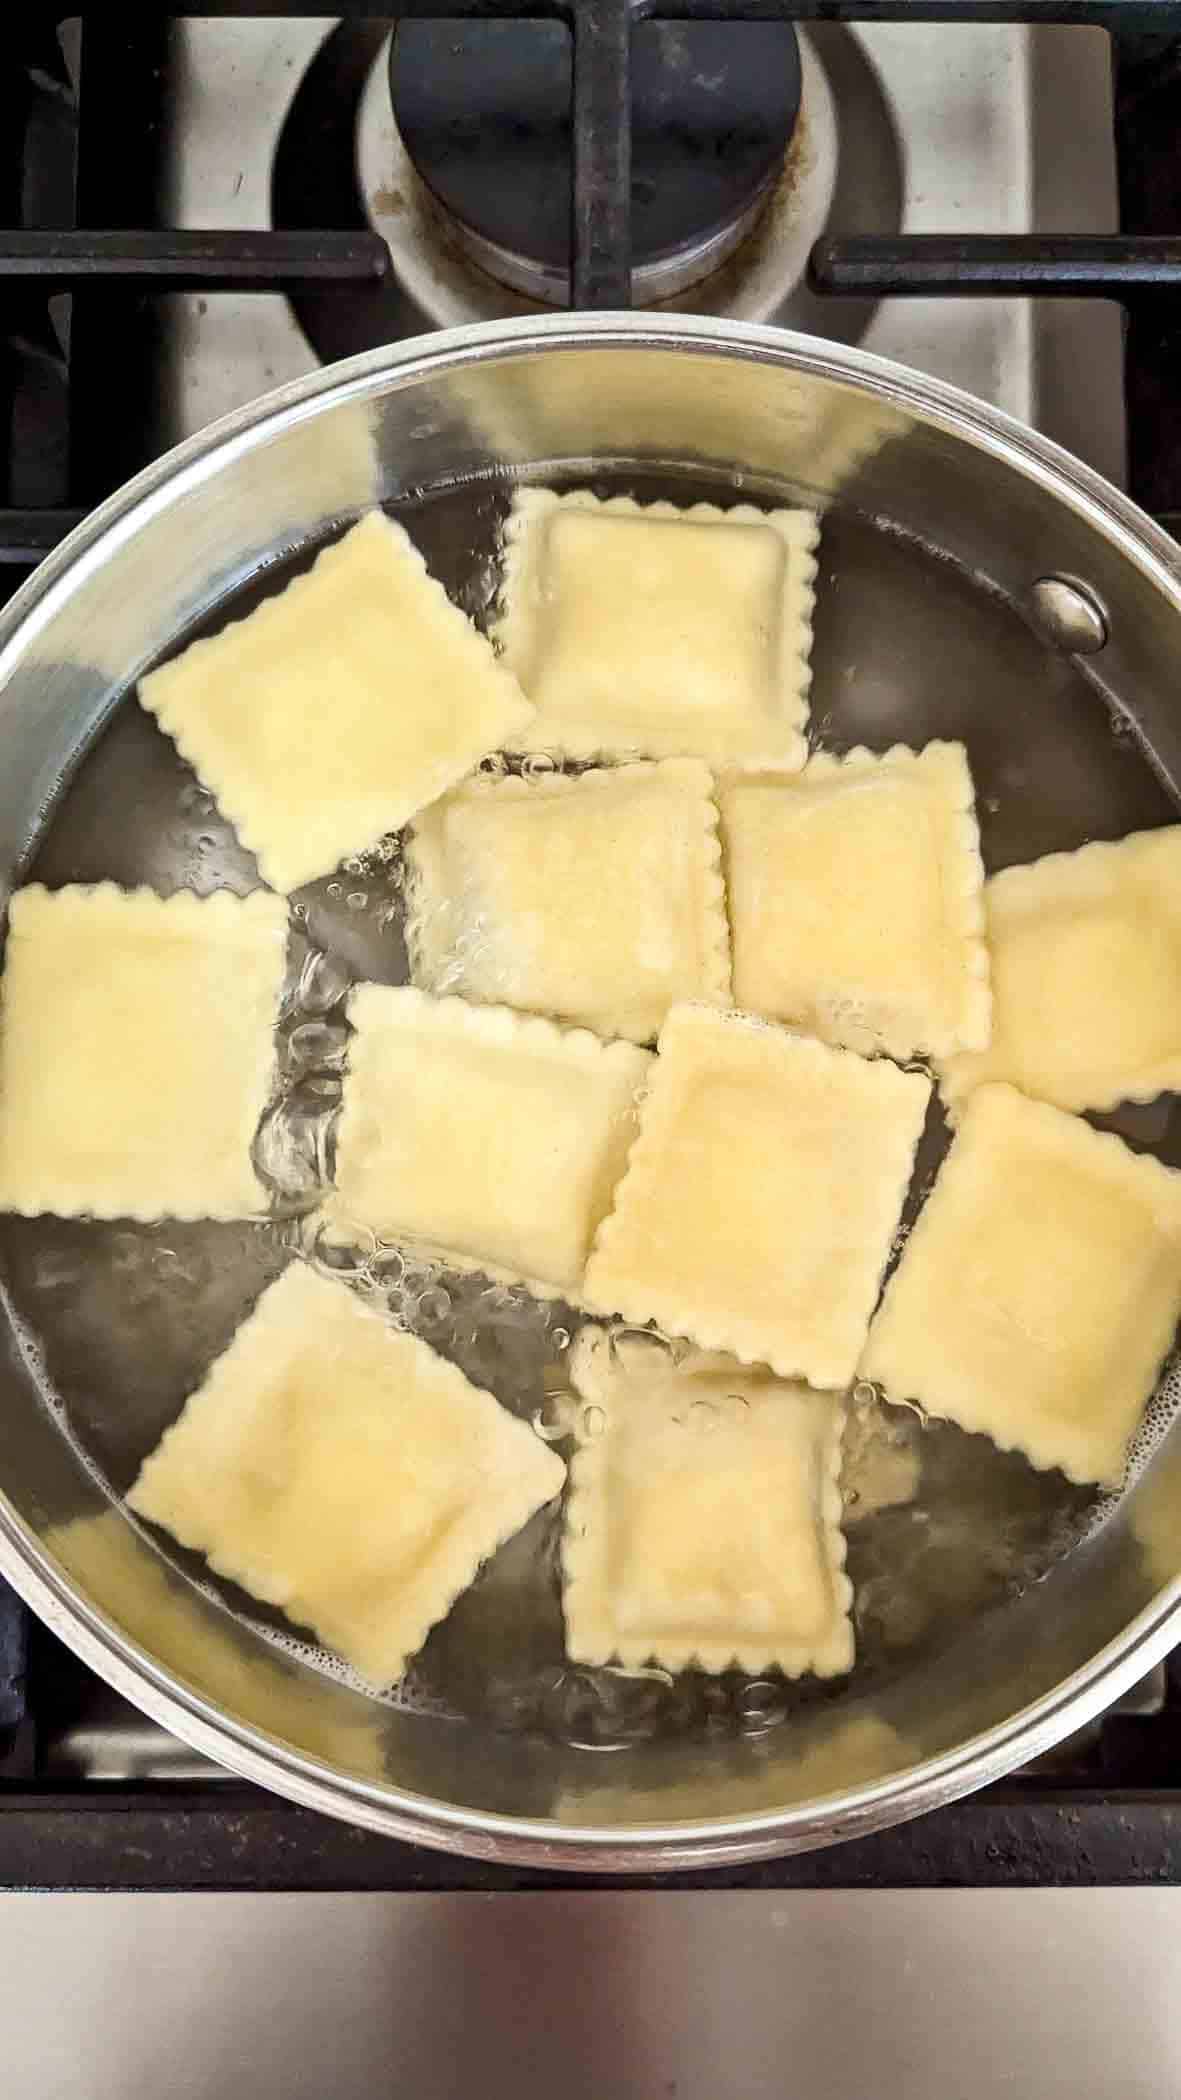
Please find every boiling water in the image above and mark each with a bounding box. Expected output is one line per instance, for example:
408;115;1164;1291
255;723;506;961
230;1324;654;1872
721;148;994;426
4;472;1181;1756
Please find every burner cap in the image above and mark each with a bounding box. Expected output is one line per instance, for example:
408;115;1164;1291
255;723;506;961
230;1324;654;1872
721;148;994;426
388;19;802;302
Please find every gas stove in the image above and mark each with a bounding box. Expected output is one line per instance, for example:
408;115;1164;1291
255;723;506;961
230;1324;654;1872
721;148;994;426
4;8;1181;1897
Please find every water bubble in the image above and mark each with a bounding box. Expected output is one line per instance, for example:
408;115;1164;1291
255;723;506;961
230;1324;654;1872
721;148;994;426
545;1666;667;1751
288;1019;347;1072
345;891;368;912
532;1393;575;1442
417;1286;452;1325
326;881;343;900
151;1246;196;1288
312;1221;376;1275
852;1379;879;1408
478;751;508;777
343;856;366;876
607;1322;657;1364
551;1326;571;1352
523;752;557;780
297;949;352;1015
580;1404;607;1441
253;1094;334;1206
369;1248;406;1287
303;1074;341;1101
736;1678;788;1735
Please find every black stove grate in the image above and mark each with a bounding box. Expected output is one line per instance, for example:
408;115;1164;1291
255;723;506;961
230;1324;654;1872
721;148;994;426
3;5;1181;1887
375;0;1181;313
3;4;1181;545
3;1783;1181;1892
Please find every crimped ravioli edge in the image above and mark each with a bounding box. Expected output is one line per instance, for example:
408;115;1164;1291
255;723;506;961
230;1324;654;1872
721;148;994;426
561;1324;854;1676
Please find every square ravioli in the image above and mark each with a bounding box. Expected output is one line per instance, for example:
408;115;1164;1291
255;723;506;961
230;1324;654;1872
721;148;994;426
861;1084;1181;1487
139;509;534;893
584;1004;930;1386
722;741;990;1060
129;1261;565;1685
331;985;651;1295
563;1325;852;1676
492;488;818;766
405;758;730;1044
940;826;1181;1115
0;883;287;1221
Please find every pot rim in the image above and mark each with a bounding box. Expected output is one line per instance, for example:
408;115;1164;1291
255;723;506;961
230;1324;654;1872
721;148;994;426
2;310;1180;1871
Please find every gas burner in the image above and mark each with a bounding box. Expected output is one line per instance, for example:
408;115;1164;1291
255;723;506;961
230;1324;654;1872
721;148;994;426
353;25;840;331
387;18;801;307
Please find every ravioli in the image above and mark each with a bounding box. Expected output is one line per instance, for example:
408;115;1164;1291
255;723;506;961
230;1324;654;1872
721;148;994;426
139;509;534;893
563;1325;852;1676
584;1004;930;1387
0;883;287;1221
331;985;651;1295
405;758;730;1043
940;826;1181;1115
129;1261;565;1685
861;1083;1181;1487
493;488;817;766
722;741;990;1060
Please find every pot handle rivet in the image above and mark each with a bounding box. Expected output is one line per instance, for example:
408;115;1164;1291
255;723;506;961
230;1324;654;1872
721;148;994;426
1029;575;1109;654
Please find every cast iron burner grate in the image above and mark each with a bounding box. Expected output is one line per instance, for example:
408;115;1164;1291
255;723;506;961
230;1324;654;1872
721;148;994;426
388;17;802;304
3;5;1181;1889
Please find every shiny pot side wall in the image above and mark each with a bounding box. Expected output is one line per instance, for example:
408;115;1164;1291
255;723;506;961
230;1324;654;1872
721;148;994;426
0;321;1180;1867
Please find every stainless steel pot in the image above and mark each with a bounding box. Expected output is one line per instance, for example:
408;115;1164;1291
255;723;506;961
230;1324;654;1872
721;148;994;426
3;313;1181;1872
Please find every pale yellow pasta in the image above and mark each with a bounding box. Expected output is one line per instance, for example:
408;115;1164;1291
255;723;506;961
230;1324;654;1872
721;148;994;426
331;985;651;1296
0;883;286;1221
862;1083;1181;1487
722;741;990;1060
940;826;1181;1115
405;758;730;1043
563;1325;852;1677
139;510;534;893
493;488;817;765
584;1003;930;1387
129;1262;565;1685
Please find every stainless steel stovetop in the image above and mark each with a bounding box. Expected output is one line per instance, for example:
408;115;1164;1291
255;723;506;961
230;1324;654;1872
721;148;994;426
2;1886;1181;2098
5;19;1181;2098
159;16;1125;471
